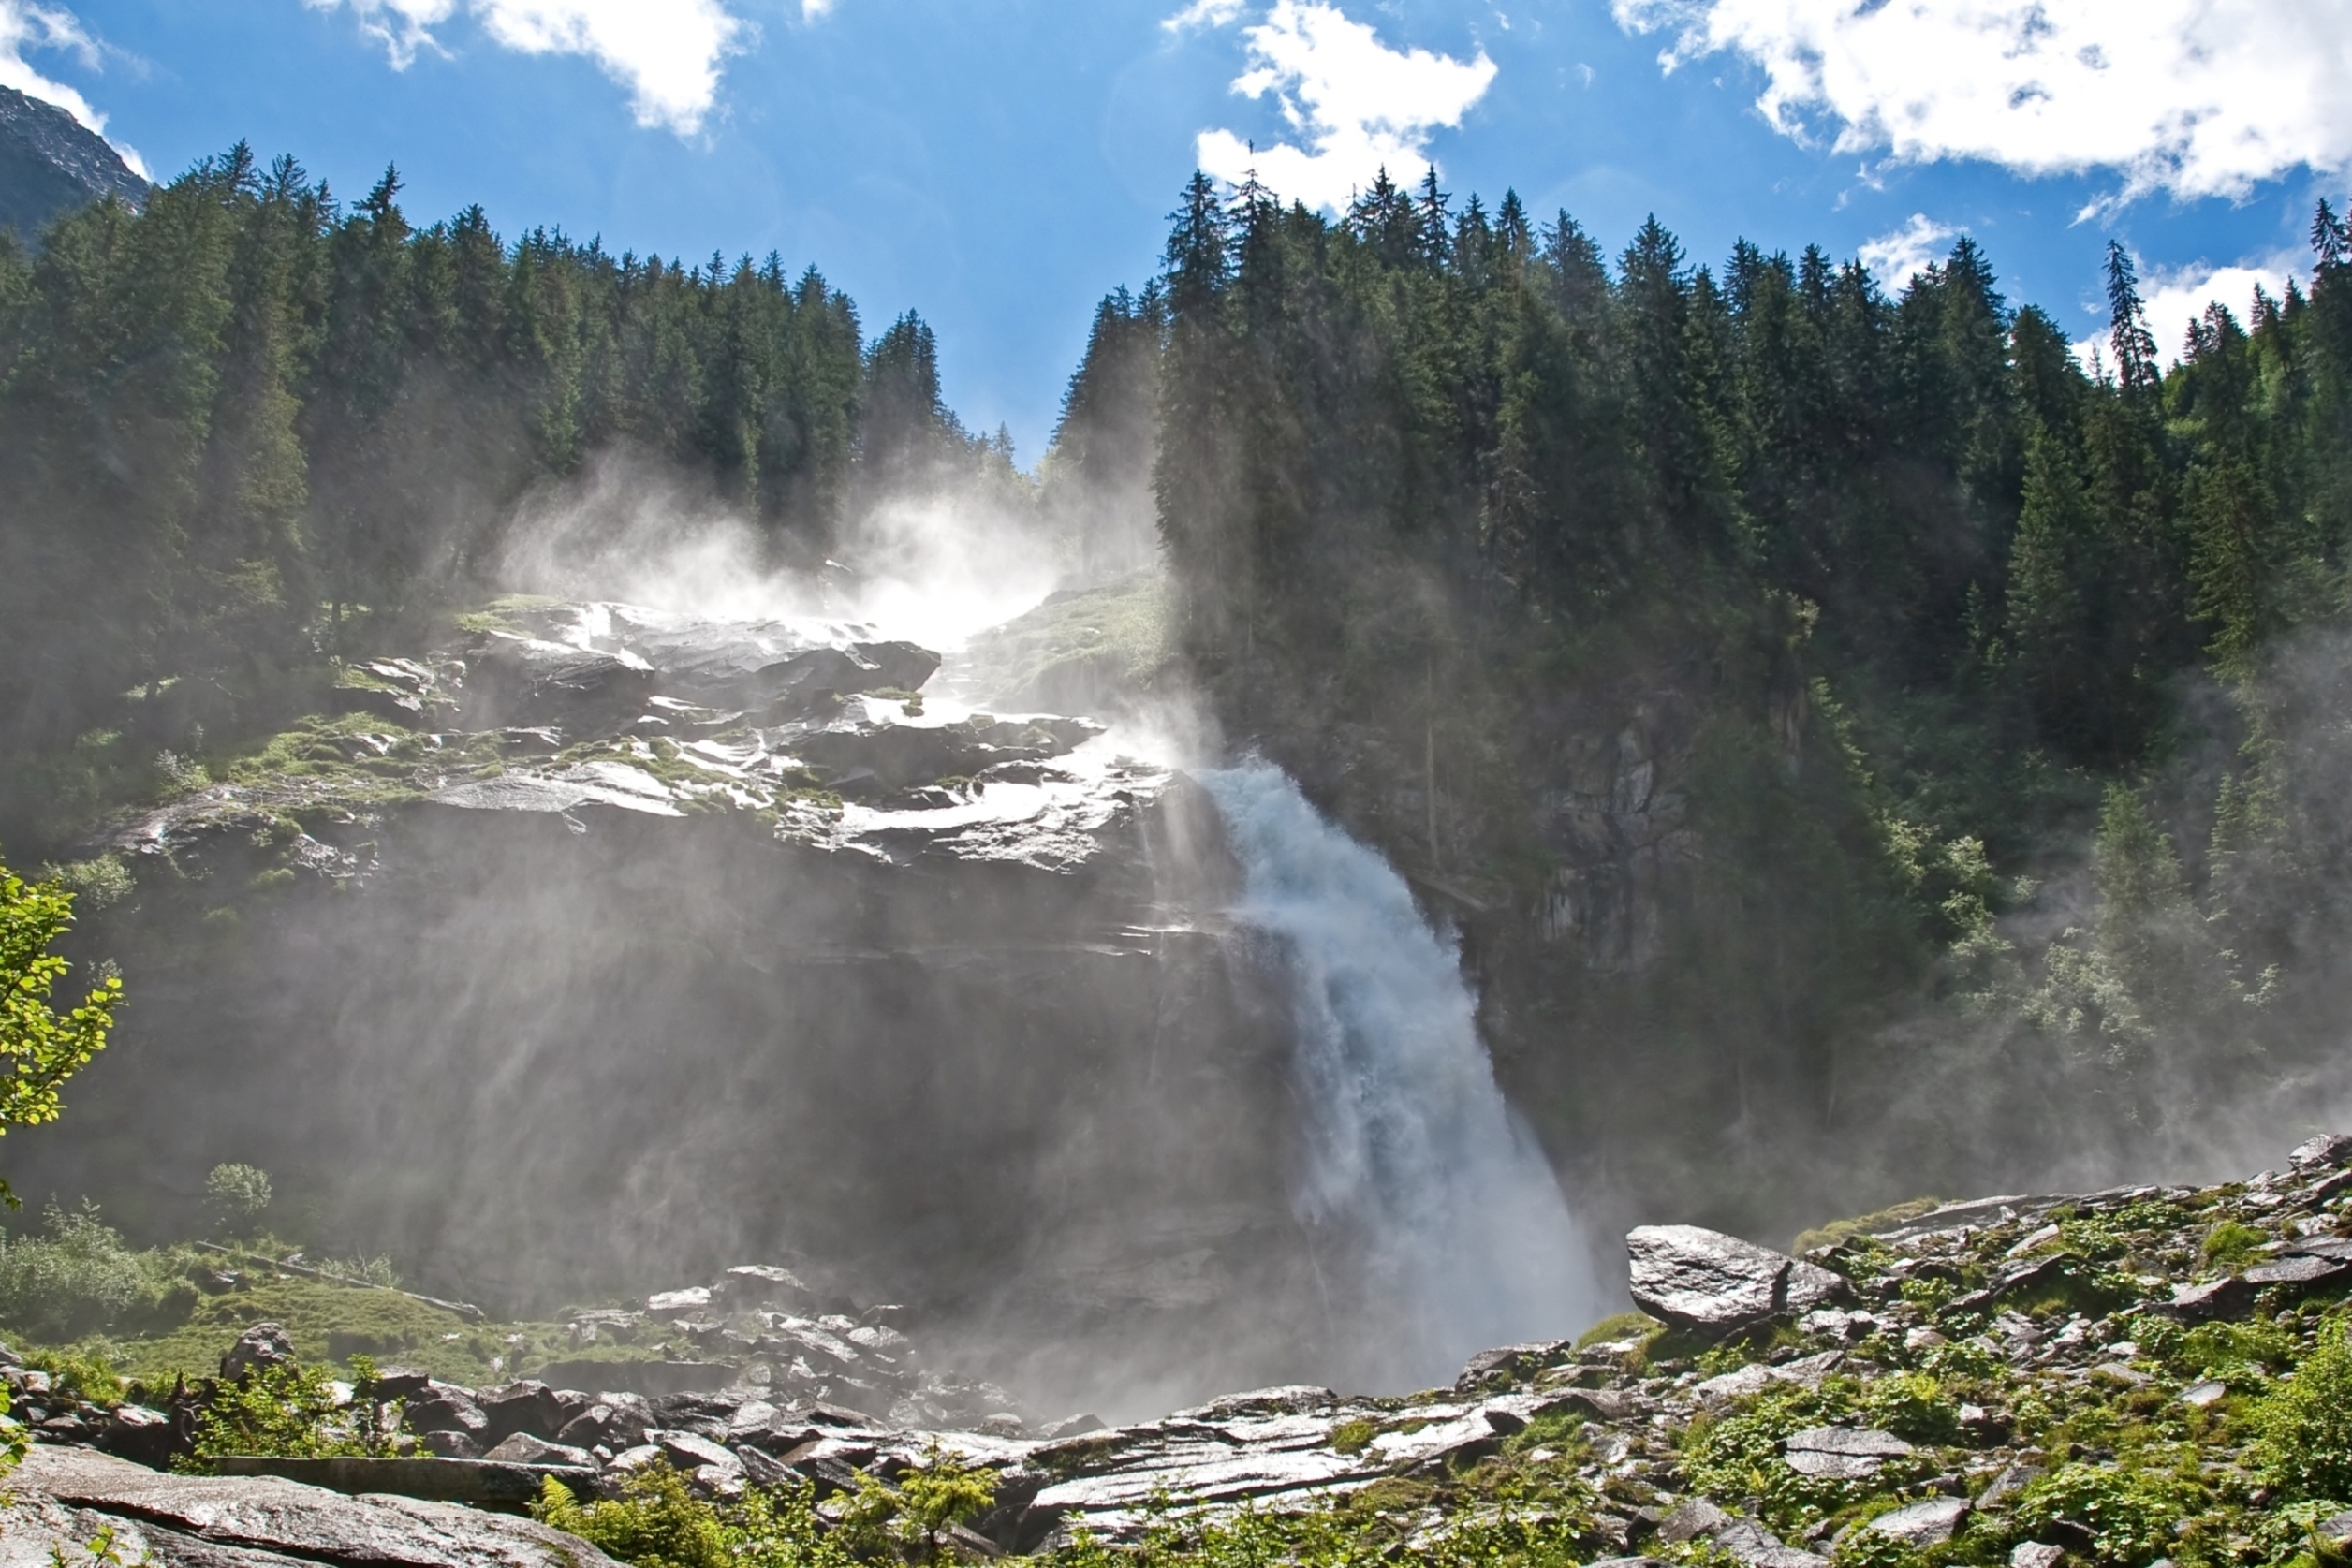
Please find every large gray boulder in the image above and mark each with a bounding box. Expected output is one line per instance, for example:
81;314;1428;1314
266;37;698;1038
1627;1224;1848;1331
5;1445;619;1568
221;1322;297;1381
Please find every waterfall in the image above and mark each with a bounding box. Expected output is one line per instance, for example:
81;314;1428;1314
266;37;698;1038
1198;760;1603;1389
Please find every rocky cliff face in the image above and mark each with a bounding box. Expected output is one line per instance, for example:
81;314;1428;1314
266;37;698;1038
20;600;1334;1415
0;85;146;242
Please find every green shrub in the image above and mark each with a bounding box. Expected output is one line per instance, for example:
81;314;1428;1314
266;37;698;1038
2145;1313;2297;1380
1859;1371;1962;1445
2200;1221;2266;1272
184;1359;404;1465
0;1202;181;1341
535;1460;851;1568
1329;1417;1376;1454
1680;1383;1934;1534
204;1165;272;1232
832;1444;995;1562
23;1346;125;1407
2009;1464;2188;1567
2253;1320;2352;1502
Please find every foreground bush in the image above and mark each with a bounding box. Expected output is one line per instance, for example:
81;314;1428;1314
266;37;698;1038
2254;1319;2352;1502
184;1359;405;1467
536;1463;854;1568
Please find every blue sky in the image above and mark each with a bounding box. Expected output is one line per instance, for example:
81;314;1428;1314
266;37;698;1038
5;0;2346;461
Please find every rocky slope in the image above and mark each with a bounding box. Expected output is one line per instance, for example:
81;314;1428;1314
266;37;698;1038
0;84;146;242
16;1135;2352;1568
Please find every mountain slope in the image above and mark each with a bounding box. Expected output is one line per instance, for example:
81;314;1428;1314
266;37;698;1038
0;85;147;241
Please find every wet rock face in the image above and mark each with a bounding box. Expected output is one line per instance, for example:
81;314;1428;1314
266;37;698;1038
35;598;1333;1414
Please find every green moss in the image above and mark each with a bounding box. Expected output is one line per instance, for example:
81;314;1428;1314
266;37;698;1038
962;572;1170;711
1790;1197;1944;1255
2199;1220;2267;1272
1329;1417;1376;1455
448;594;567;637
1575;1311;1663;1349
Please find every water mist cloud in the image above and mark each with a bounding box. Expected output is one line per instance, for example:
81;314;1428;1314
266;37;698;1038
488;451;1064;651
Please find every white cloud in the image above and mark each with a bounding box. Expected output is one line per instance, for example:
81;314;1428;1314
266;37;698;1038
1163;0;1244;32
1193;1;1496;212
1610;0;2352;209
0;0;148;177
1857;212;1955;286
2070;251;2303;374
311;0;748;135
800;0;833;18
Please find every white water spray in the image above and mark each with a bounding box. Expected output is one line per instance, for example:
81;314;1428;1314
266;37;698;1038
1199;760;1603;1388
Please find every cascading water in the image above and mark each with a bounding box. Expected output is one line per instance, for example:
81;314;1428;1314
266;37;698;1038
1198;760;1605;1389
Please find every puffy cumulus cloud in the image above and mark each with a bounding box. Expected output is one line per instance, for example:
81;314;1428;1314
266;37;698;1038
1193;2;1495;212
1611;0;2352;208
1857;212;1956;286
0;0;147;176
312;0;748;134
2073;252;2304;374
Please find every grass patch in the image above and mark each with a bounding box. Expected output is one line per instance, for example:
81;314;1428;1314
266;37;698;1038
962;572;1169;711
1790;1197;1944;1255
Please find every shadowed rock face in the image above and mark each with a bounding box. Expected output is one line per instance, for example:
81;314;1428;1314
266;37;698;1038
16;601;1352;1415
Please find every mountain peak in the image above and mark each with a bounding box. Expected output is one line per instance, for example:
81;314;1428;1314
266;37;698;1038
0;84;148;242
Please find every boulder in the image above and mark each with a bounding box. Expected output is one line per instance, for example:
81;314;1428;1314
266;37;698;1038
715;1266;814;1310
475;1380;566;1443
2011;1546;2065;1568
2153;1277;2255;1324
466;633;652;726
222;1323;297;1381
96;1402;184;1470
405;1384;488;1440
12;1445;618;1568
481;1432;595;1467
656;1431;740;1474
1454;1341;1570;1392
369;1368;434;1400
1783;1427;1912;1480
1626;1226;1848;1331
2243;1254;2352;1296
646;1288;713;1317
1866;1498;1971;1546
1978;1464;2043;1511
2289;1133;2352;1169
558;1396;654;1452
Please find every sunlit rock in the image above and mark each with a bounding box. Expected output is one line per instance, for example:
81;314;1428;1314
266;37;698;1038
1626;1224;1847;1331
